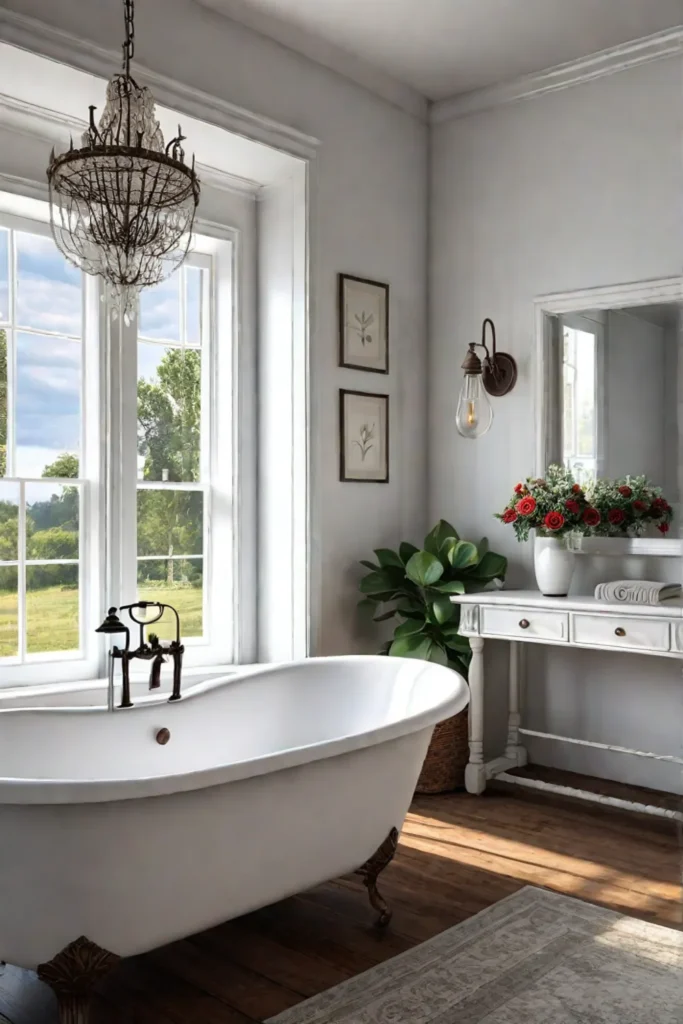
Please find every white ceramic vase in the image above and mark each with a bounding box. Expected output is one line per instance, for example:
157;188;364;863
533;534;575;596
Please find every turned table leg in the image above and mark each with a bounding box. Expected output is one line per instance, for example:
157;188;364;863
464;636;486;794
37;937;120;1024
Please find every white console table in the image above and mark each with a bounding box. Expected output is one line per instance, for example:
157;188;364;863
451;590;683;821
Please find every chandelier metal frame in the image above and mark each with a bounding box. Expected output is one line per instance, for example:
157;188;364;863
46;0;201;315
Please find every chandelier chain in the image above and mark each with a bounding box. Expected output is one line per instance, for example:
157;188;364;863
123;0;135;76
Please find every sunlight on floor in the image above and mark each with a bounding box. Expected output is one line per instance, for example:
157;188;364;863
400;809;682;923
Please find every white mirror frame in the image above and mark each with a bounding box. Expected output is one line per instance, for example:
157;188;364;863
534;275;683;557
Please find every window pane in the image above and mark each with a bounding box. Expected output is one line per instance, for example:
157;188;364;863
139;275;180;341
0;566;17;657
137;490;203;556
185;267;203;345
138;344;200;482
138;558;203;639
26;563;79;654
0;327;6;477
0;229;8;322
26;482;79;561
16;232;82;337
16;333;81;478
0;481;19;560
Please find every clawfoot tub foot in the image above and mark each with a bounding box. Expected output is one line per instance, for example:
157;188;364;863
355;826;399;928
37;936;120;1024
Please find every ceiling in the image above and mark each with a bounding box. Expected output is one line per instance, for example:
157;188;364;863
197;0;683;101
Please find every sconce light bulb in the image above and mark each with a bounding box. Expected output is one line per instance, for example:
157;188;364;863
455;373;493;439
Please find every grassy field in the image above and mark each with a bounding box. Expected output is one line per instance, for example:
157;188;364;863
0;586;203;658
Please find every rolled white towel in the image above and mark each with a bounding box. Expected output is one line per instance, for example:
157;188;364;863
594;580;682;605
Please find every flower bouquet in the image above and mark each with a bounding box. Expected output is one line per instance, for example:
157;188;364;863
494;464;590;539
495;466;674;596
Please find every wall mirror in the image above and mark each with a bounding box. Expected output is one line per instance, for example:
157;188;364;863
536;279;683;551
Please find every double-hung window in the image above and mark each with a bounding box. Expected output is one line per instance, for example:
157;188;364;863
0;204;236;687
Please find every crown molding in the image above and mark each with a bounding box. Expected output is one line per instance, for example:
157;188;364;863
0;8;321;161
0;92;262;198
194;0;428;123
432;26;683;125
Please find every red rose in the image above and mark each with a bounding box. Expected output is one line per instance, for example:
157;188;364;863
658;522;670;534
608;508;625;525
632;500;647;513
544;511;565;531
565;499;580;514
649;504;663;519
516;496;537;516
583;508;601;527
514;483;523;494
502;508;518;524
652;497;667;510
618;485;632;498
572;484;582;494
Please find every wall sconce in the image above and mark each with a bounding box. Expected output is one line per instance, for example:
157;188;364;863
455;318;517;439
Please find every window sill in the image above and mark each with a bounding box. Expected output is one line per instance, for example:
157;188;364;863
0;663;263;708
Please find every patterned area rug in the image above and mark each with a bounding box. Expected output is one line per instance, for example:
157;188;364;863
269;887;683;1023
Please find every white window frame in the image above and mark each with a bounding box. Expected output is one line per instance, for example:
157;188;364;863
0;202;251;687
0;210;102;686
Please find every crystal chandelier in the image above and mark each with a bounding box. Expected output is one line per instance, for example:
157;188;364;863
47;0;200;320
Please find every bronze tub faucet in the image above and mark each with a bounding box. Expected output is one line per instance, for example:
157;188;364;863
96;601;185;710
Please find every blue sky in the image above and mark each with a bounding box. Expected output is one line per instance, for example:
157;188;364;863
1;230;201;479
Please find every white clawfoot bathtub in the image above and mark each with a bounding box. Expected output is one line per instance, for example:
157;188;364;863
0;656;468;973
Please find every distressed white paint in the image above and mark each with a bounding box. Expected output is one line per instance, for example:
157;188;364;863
454;591;683;814
0;656;468;968
431;58;683;792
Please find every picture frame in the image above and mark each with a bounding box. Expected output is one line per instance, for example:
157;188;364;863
339;389;389;483
338;273;389;374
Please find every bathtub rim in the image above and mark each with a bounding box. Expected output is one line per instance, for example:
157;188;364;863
0;656;469;805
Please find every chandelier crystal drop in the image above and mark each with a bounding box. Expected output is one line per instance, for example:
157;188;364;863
47;0;200;321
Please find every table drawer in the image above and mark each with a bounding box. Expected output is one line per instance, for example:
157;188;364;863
481;607;568;642
573;614;670;652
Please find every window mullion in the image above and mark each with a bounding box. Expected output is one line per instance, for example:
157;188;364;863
105;301;138;609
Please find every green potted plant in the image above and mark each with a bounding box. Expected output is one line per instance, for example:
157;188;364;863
358;520;507;792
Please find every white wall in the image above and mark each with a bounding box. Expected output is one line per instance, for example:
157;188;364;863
430;58;683;792
1;0;429;657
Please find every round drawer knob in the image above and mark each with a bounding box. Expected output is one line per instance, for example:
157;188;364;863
614;627;626;638
519;619;530;629
156;728;171;745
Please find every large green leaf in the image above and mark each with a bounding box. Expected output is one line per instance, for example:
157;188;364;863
360;560;380;572
427;643;449;666
373;608;399;622
405;550;444;587
447;540;479;570
394;618;425;638
399;541;419;564
431;595;454;624
444;632;471;652
389;634;433;659
359;571;400;595
374;548;404;569
477;537;490;557
432;580;465;595
472;551;508;581
424;519;458;556
357;598;378;614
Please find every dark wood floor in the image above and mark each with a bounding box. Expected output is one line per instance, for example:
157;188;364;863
2;771;681;1023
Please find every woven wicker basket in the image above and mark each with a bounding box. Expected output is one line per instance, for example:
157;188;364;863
415;707;469;794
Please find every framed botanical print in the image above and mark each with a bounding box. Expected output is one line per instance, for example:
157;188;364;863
338;273;389;374
339;389;389;483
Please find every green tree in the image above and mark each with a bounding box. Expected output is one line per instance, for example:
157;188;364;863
42;452;79;479
137;348;202;586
